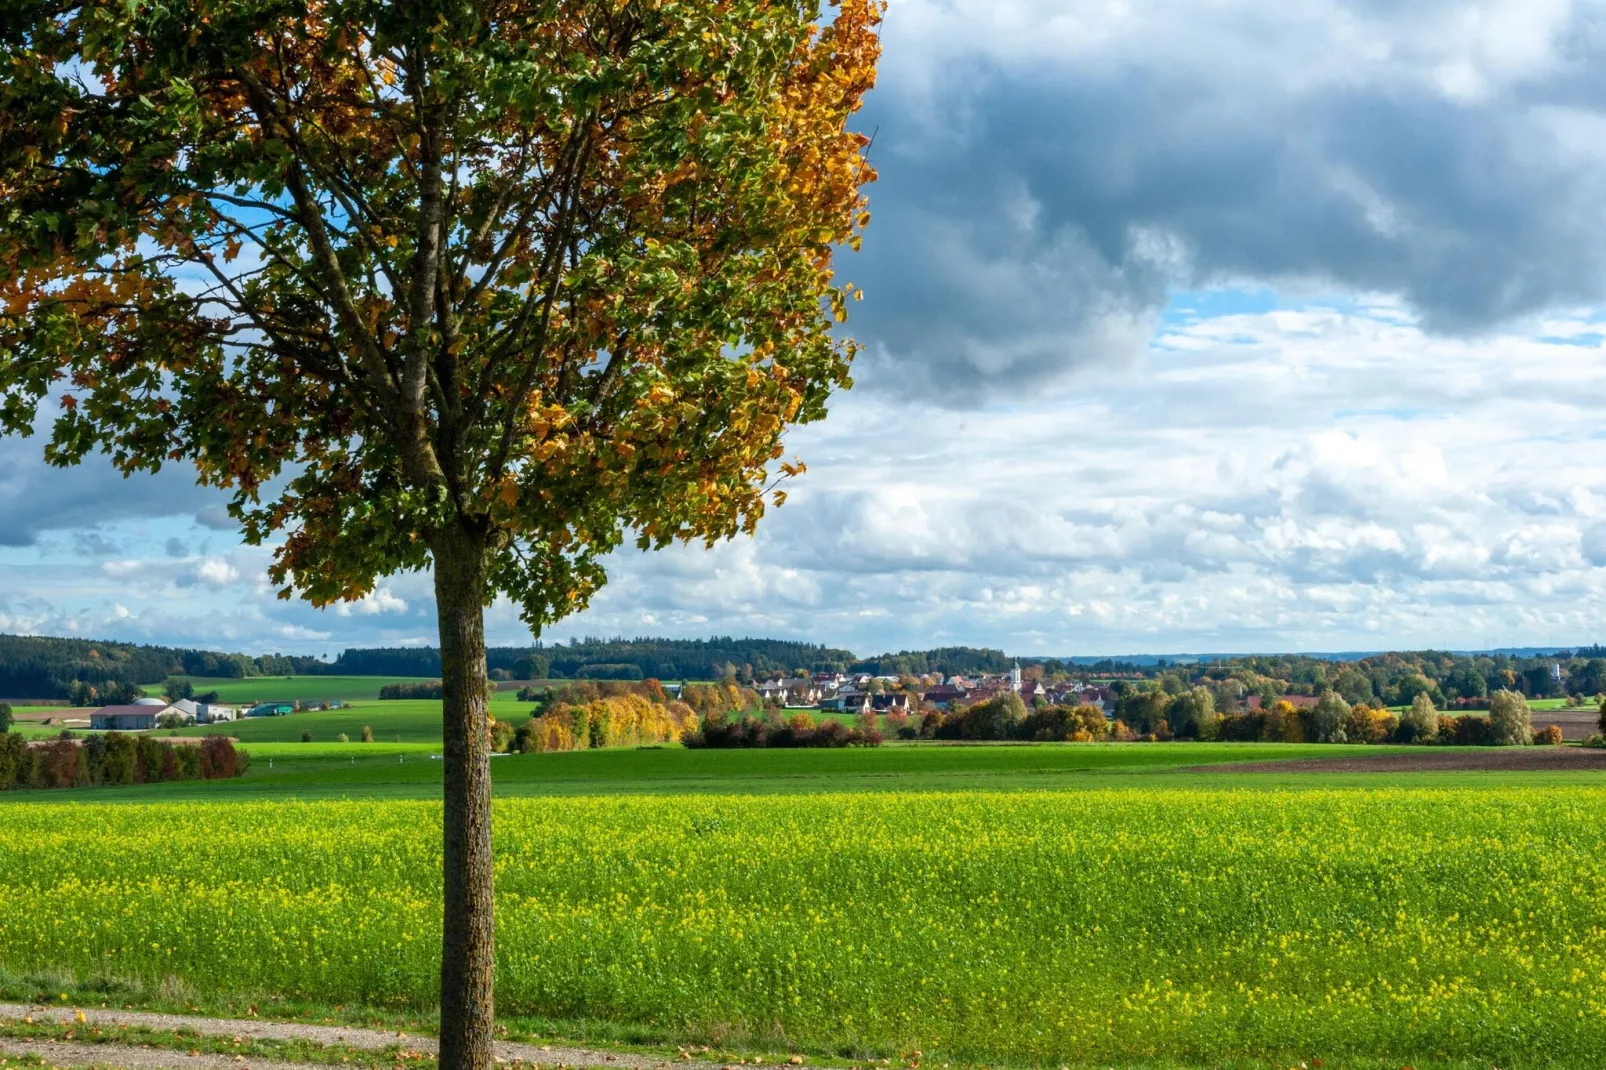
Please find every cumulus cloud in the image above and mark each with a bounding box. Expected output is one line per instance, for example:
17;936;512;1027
0;428;225;547
7;0;1606;655
847;0;1606;399
333;587;410;617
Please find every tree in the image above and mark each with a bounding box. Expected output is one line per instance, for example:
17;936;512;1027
961;692;1027;741
0;5;881;1067
0;703;11;734
1332;667;1374;707
511;653;550;682
1488;690;1533;746
1391;673;1436;708
163;677;195;702
1400;691;1438;743
1573;658;1606;698
1169;685;1217;738
1445;665;1488;700
1309;689;1350;743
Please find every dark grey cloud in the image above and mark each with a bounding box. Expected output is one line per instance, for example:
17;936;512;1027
846;0;1606;399
0;432;223;546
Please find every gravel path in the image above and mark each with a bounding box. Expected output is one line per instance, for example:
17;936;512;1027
0;1005;751;1070
0;1035;332;1070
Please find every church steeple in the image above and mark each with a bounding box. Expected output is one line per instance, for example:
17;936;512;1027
1011;659;1022;692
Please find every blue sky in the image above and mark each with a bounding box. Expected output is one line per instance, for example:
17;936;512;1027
7;0;1606;658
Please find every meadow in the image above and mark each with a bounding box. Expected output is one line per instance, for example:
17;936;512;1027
172;694;533;744
155;674;444;705
2;786;1605;1068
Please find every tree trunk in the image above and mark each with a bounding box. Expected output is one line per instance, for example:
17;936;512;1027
433;525;495;1070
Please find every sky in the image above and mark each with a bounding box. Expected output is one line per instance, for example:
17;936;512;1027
7;0;1606;659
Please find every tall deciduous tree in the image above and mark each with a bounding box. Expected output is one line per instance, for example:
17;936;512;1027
0;2;881;1066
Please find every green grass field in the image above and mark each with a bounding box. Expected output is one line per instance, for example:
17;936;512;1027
169;691;534;744
152;674;443;705
8;677;1606;1068
3;781;1606;1068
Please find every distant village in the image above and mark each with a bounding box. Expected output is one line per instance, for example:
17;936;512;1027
747;662;1122;716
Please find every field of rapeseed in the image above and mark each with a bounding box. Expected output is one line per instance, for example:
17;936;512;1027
1;789;1604;1066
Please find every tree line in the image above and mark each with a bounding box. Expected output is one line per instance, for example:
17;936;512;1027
0;634;325;701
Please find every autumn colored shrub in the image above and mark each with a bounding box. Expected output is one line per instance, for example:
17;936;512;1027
31;740;84;789
1020;705;1111;742
1534;724;1564;745
1449;715;1499;746
0;732;245;791
198;735;239;779
516;694;699;753
683;714;881;748
1216;713;1264;742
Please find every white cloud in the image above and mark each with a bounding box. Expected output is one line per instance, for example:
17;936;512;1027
193;558;239;588
334;587;410;616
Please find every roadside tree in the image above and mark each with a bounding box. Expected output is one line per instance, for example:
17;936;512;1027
0;4;881;1067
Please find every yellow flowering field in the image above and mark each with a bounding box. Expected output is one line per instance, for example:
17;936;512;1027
2;788;1604;1065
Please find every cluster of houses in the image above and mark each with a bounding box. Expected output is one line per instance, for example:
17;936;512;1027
755;662;1119;716
88;697;328;731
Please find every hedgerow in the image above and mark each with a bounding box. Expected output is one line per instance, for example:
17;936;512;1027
0;732;247;791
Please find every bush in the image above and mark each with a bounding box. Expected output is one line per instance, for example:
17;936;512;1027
1265;701;1306;743
301;730;313;742
361;725;375;743
1020;705;1110;742
489;718;516;753
1534;724;1564;746
1345;704;1397;745
0;732;247;791
1449;715;1499;746
335;732;349;743
949;693;1028;741
1488;690;1533;746
198;736;240;779
1583;733;1606;749
379;680;444;700
1216;712;1265;742
684;713;882;749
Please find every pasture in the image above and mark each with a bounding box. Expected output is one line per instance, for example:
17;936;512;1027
3;782;1606;1068
171;692;535;744
154;674;446;705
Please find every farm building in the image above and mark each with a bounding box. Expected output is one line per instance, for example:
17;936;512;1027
169;699;238;724
247;702;296;717
90;705;163;731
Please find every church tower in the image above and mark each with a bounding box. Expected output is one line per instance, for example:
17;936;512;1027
1011;659;1022;692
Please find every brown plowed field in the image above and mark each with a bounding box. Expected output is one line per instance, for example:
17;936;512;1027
1527;708;1600;741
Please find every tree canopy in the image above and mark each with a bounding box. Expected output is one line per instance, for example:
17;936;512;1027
1;0;880;629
